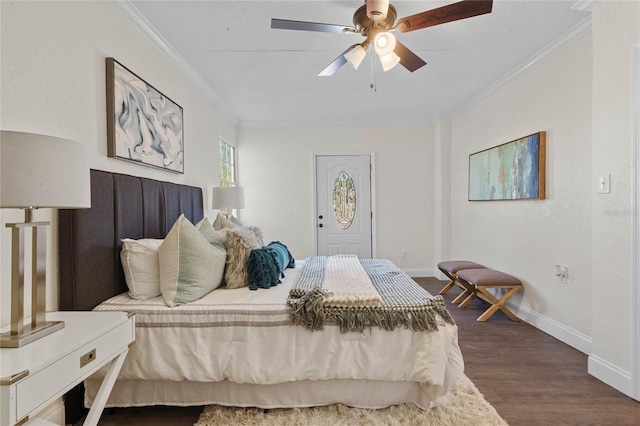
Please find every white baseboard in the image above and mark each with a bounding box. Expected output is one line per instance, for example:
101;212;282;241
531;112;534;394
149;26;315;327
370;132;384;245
507;302;634;398
411;270;592;354
588;355;634;398
507;302;592;354
405;268;634;398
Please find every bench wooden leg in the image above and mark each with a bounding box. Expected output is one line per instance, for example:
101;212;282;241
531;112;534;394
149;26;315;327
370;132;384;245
458;291;476;307
451;288;470;304
438;280;456;295
476;286;521;322
453;278;477;306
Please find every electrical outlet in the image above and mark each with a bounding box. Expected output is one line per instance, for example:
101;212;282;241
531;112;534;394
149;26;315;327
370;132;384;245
555;265;568;283
401;249;406;258
559;266;568;283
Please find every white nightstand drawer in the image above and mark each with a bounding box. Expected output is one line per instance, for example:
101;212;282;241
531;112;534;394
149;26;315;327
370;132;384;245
0;312;135;425
14;316;133;421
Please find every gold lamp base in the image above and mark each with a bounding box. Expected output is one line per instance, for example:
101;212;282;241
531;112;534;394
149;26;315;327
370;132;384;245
2;214;63;348
0;320;64;348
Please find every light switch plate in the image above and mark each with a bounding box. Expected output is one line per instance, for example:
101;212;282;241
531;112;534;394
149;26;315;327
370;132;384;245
598;174;611;194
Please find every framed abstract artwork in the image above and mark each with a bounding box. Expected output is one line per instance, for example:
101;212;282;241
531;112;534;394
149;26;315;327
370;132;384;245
106;58;184;173
468;131;546;201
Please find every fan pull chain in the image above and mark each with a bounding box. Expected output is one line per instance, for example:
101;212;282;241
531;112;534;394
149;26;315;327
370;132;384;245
370;53;377;92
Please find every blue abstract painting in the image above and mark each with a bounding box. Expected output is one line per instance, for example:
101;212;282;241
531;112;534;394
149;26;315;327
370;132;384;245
468;132;546;201
107;58;184;173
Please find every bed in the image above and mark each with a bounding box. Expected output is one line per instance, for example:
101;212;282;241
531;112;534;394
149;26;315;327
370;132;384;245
58;169;464;418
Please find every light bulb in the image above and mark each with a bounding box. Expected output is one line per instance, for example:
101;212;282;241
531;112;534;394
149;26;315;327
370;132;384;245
374;32;396;57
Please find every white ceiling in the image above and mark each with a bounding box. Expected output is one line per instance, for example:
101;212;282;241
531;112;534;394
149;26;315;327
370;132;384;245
122;0;591;126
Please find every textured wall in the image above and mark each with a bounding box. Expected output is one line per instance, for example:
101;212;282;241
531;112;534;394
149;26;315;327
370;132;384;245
238;125;435;271
449;34;594;338
590;0;640;372
0;1;236;326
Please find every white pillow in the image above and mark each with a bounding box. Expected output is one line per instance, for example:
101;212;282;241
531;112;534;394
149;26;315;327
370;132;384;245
159;214;227;307
120;238;164;300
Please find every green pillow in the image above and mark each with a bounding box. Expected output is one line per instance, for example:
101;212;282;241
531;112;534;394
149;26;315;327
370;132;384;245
212;212;239;230
196;217;226;250
159;214;226;307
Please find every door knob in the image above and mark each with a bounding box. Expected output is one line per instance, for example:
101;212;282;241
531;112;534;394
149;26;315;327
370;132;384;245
318;215;323;219
318;224;323;228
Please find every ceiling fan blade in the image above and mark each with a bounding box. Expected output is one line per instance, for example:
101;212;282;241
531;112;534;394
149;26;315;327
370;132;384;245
396;0;493;33
271;18;354;34
318;44;359;77
394;41;427;72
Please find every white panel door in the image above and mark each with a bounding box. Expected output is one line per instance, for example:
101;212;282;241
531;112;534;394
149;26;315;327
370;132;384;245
316;155;372;258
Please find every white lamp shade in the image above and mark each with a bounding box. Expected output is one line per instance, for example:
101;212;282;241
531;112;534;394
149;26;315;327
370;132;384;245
0;131;91;209
345;45;367;70
379;52;401;71
212;186;245;210
374;32;396;56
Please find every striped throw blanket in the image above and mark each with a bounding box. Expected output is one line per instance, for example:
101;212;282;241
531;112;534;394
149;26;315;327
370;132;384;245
287;256;455;333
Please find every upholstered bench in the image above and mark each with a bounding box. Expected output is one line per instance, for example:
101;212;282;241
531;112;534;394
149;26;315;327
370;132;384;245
455;268;522;322
437;260;486;304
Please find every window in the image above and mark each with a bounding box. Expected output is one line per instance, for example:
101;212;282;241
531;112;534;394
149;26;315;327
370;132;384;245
333;170;356;230
216;140;239;218
219;140;236;187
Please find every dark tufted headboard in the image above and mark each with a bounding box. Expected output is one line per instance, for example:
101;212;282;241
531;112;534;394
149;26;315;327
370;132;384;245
58;169;204;311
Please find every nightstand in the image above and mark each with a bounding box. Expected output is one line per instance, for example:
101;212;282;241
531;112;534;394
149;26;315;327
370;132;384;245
0;311;135;426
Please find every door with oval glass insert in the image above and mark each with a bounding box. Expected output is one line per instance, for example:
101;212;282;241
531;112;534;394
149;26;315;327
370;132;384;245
316;155;372;258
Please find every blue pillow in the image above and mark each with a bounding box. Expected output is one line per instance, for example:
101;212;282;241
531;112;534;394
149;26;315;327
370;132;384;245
246;248;281;290
265;241;295;274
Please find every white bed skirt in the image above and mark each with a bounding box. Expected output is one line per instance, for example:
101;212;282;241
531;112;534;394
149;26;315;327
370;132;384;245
85;378;454;410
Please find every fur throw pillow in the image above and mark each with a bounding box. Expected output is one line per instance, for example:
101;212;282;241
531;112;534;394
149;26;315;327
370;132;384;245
221;227;262;289
246;225;264;247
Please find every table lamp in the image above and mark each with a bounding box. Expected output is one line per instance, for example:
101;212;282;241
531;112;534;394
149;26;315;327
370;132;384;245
1;131;90;347
211;186;245;219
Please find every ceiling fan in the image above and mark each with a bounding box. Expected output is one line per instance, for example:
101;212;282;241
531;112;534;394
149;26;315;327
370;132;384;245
271;0;493;76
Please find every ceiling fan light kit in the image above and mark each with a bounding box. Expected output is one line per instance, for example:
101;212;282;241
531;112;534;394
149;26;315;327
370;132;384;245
271;0;493;77
379;51;401;72
344;44;368;70
374;32;395;56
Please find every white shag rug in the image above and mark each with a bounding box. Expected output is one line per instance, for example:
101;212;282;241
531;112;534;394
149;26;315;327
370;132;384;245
194;375;508;426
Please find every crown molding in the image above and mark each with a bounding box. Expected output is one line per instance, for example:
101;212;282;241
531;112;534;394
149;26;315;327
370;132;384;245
450;15;592;120
108;0;238;125
239;118;435;129
571;0;603;13
110;1;594;129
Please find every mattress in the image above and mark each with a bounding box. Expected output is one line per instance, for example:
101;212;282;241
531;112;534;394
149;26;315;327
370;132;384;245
89;259;464;408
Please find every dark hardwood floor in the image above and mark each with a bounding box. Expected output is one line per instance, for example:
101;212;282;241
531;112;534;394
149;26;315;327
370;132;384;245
418;277;640;426
85;277;640;425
